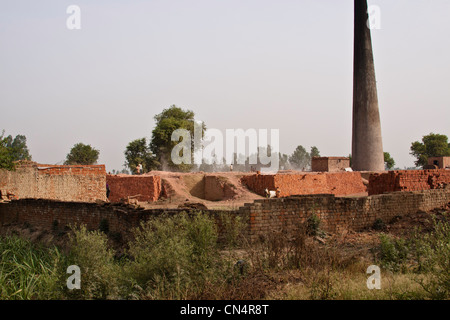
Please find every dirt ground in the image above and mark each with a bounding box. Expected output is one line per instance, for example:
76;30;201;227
140;171;265;210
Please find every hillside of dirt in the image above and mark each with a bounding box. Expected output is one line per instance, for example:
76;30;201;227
141;171;265;210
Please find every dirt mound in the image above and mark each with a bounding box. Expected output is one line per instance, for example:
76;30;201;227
142;171;264;210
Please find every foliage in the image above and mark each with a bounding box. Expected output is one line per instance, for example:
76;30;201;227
0;236;62;300
0;130;32;170
124;138;159;174
384;152;395;170
289;145;311;170
124;212;228;299
150;105;205;172
372;218;387;231
306;213;323;237
64;143;100;165
66;225;120;299
378;234;409;273
376;215;450;299
410;133;450;167
310;146;320;158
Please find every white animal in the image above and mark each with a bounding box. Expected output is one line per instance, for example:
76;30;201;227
264;188;277;198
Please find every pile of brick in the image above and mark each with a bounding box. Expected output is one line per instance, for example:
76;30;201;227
241;171;367;197
106;175;161;203
0;190;14;203
368;169;450;196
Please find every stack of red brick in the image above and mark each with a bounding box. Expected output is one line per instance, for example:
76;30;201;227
106;175;161;203
241;172;366;197
368;169;450;195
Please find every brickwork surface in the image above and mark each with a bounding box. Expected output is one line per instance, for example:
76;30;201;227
368;169;450;196
241;171;366;197
311;157;350;172
106;175;161;203
0;163;106;202
2;188;448;243
239;188;450;241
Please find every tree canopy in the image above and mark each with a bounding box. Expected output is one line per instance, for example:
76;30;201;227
384;152;395;170
289;145;311;170
150;105;205;172
64;143;99;165
124;138;159;174
0;130;32;170
410;133;450;167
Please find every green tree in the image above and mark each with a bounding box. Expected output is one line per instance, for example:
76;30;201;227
384;152;395;170
5;134;31;161
289;145;311;170
124;138;159;174
310;146;320;158
64;143;100;165
279;153;289;170
150;105;205;172
0;130;32;170
410;133;450;167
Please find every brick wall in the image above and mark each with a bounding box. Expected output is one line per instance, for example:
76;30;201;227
238;188;450;241
368;169;450;195
311;157;350;172
0;163;106;202
428;157;450;169
106;175;161;203
1;188;449;243
241;171;366;197
0;199;229;240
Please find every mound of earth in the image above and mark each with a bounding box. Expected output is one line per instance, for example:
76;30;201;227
142;171;264;210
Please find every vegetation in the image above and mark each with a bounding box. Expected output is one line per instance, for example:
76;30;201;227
289;145;320;170
0;211;448;300
124;137;159;174
64;143;100;165
150;105;205;172
384;152;395;170
0;130;32;170
410;133;450;167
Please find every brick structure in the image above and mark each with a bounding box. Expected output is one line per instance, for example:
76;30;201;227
1;188;449;243
368;169;450;196
239;188;450;240
0;162;106;202
106;174;161;203
428;157;450;169
311;157;351;172
241;171;366;197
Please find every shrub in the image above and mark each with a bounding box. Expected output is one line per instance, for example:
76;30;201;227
65;225;120;299
378;233;409;273
124;212;226;299
306;214;322;236
372;218;387;231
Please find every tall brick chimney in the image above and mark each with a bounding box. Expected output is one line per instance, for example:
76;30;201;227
351;0;385;171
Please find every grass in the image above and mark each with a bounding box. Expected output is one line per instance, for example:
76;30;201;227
0;211;448;300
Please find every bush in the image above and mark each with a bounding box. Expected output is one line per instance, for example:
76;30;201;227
65;225;120;299
413;216;450;299
124;212;227;299
306;214;322;236
378;233;409;273
372;218;387;231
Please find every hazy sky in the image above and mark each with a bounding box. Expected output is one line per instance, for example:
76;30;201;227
1;0;449;172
